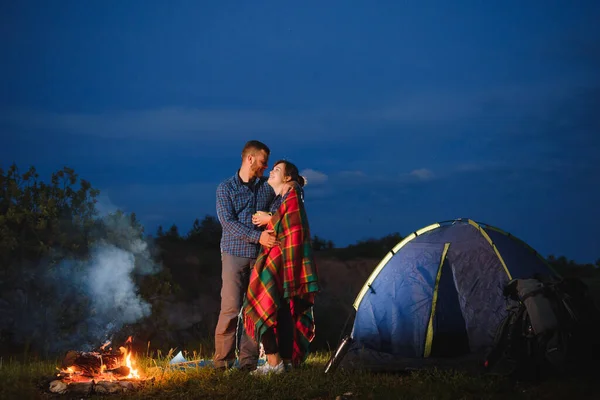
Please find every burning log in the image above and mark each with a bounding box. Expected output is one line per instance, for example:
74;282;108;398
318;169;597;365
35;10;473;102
109;365;131;376
49;337;147;396
61;350;123;376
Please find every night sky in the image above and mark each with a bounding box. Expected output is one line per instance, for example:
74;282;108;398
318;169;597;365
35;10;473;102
2;1;599;263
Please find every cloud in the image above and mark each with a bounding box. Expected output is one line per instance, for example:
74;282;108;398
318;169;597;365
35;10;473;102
1;80;586;154
0;82;564;143
363;83;576;131
300;168;328;185
307;160;571;206
409;168;434;181
366;91;483;125
336;168;435;186
0;107;329;141
302;168;438;203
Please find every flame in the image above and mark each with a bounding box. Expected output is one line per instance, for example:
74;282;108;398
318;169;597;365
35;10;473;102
57;366;75;377
120;337;140;379
124;350;140;379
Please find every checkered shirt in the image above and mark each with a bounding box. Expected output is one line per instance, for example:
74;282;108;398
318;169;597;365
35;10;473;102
216;172;276;258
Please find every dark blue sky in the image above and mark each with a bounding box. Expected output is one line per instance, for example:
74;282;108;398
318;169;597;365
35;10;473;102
2;1;599;262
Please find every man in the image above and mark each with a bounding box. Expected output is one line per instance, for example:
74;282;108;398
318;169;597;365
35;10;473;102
214;140;278;370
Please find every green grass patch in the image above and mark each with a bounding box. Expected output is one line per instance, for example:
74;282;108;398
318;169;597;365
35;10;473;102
0;352;597;400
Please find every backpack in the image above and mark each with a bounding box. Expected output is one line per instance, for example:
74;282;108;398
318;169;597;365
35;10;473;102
484;275;600;380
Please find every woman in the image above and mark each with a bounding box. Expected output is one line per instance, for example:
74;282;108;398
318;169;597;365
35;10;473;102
243;160;319;375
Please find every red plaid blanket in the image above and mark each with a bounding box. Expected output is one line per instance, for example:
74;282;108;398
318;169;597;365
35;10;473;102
243;183;319;365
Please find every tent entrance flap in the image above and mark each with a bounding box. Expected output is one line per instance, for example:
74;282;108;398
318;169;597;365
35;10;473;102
424;242;450;358
430;253;470;357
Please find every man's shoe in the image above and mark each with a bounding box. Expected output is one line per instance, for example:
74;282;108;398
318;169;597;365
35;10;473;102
250;361;285;376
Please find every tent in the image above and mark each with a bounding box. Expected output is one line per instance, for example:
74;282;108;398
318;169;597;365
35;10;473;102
331;218;557;372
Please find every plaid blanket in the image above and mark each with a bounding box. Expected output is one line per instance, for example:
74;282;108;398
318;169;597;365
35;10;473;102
243;183;319;365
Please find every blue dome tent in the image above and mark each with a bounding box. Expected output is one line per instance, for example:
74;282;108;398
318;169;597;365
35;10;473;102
333;218;557;372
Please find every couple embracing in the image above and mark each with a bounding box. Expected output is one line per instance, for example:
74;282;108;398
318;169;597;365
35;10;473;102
213;140;319;375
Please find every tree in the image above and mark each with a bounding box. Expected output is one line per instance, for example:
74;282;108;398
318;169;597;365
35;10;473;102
166;224;180;238
186;215;222;249
0;164;101;355
187;218;202;239
547;254;600;278
311;235;327;251
0;163;99;271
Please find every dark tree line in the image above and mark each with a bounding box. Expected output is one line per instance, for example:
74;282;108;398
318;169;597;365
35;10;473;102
547;255;600;277
155;215;222;249
154;219;334;252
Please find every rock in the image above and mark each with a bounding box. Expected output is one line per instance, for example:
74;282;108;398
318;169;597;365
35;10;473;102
67;381;93;396
95;381;123;394
118;380;135;391
49;380;67;394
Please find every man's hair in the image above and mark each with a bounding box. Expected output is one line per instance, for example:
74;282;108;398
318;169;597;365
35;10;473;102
241;140;270;158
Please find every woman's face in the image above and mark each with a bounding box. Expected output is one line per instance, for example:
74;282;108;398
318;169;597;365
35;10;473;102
268;163;289;188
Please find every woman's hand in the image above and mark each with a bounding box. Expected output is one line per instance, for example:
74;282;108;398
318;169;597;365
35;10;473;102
252;211;272;227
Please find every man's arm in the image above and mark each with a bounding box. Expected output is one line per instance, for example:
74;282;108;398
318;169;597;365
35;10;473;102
216;184;261;244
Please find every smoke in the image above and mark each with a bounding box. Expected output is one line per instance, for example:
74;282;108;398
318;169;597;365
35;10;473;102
87;245;150;322
78;243;153;348
94;193;119;218
0;211;161;355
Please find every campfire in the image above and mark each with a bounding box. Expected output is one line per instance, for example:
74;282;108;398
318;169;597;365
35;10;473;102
48;337;154;395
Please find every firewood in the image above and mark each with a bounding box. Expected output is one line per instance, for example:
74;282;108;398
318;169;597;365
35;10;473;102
61;350;123;375
61;350;79;369
108;365;130;377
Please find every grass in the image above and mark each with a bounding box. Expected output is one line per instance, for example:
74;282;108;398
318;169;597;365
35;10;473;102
1;352;598;400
